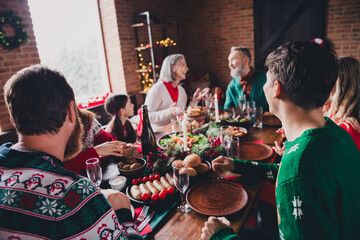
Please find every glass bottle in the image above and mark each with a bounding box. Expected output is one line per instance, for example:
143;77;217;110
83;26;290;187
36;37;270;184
141;105;157;159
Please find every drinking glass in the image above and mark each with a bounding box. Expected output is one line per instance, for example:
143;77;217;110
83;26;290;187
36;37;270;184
171;118;181;132
86;158;103;187
176;107;185;125
238;95;247;114
220;126;232;146
173;162;191;213
253;106;263;129
226;137;240;158
204;93;213;114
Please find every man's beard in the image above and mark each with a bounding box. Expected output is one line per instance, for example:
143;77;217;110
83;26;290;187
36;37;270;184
230;63;246;79
63;115;83;161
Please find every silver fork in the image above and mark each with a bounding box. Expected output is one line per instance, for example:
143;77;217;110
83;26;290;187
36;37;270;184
136;205;149;222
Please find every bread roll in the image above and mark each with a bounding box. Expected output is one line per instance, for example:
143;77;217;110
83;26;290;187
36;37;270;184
130;162;142;170
179;167;197;177
194;163;209;174
172;160;184;168
130;185;142;200
183;154;201;168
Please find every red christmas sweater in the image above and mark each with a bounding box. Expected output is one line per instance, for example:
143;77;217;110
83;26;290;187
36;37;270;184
64;119;115;174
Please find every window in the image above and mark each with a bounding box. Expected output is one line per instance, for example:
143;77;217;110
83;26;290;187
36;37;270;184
28;0;109;104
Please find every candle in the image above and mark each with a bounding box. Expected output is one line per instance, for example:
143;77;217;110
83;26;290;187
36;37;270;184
183;118;188;151
214;93;219;122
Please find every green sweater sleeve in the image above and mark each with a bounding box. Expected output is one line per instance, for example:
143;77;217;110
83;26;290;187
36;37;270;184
210;227;241;240
233;159;279;184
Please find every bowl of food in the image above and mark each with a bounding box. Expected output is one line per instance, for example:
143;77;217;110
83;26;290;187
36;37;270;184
109;176;127;191
117;158;146;177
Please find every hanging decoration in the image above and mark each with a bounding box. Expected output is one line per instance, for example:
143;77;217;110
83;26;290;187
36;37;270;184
0;11;29;50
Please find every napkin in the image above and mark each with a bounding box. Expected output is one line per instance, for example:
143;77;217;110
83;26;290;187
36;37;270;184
134;207;152;236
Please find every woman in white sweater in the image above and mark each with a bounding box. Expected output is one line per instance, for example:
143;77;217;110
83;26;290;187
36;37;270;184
144;54;209;131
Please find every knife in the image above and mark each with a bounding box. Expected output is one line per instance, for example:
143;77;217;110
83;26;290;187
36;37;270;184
138;211;155;232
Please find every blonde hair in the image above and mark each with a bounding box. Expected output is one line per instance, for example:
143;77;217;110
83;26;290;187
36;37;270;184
330;57;360;121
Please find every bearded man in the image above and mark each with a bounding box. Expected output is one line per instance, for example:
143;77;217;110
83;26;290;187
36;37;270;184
224;46;269;111
0;65;142;239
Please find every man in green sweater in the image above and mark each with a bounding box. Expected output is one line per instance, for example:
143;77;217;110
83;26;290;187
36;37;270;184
202;41;360;240
224;46;269;111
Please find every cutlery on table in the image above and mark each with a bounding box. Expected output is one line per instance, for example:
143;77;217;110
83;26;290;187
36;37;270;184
136;205;149;222
138;211;155;232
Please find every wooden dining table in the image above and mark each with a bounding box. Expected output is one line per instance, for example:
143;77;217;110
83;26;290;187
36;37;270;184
145;113;284;240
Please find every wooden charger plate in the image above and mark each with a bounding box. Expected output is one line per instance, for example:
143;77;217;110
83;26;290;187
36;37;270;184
232;142;273;161
262;114;282;126
186;179;248;216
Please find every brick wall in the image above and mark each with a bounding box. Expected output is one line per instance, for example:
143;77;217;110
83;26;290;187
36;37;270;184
98;0;178;107
177;0;254;91
0;0;40;132
327;0;360;59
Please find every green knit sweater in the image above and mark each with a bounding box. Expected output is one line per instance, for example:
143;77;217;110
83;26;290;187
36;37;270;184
224;69;269;111
211;118;360;240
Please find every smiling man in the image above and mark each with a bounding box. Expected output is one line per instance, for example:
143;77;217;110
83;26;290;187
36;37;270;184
203;41;360;240
224;46;268;111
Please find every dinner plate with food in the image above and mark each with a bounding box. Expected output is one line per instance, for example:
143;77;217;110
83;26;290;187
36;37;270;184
186;106;207;121
127;172;177;205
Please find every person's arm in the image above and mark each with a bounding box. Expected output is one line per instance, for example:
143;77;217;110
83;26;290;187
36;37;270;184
63;147;100;174
233;159;279;184
224;81;237;109
94;129;116;145
145;84;173;125
277;178;338;239
57;178;142;239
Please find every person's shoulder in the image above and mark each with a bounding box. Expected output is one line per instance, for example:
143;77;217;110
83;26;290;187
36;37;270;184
226;77;238;89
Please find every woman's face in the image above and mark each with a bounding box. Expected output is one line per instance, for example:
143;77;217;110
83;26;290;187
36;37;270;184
172;58;189;81
120;97;134;118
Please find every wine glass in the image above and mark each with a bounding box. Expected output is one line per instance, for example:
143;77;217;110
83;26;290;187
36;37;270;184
86;158;103;187
173;162;191;213
220;125;232;146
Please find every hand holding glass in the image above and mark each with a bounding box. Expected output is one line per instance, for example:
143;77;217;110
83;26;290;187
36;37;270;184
86;158;103;187
173;162;191;213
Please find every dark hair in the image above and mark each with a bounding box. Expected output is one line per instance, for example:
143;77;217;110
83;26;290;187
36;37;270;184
104;94;136;143
265;41;338;109
104;94;128;115
4;65;75;135
231;46;251;62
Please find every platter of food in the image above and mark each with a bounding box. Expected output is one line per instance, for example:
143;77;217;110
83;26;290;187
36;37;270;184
218;111;252;129
186;106;207;121
127;173;177;205
186;179;248;216
232;142;273;161
171;154;211;178
157;132;208;151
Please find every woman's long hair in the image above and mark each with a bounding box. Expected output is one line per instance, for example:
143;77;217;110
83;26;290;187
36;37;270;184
104;94;136;143
329;57;360;121
158;54;185;83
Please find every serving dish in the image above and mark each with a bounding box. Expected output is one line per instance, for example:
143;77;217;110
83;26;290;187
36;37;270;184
231;142;273;161
186;179;248;216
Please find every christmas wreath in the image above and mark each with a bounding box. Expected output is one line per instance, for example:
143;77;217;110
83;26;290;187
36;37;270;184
0;11;29;50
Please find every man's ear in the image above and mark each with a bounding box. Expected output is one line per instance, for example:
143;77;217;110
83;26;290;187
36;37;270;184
273;80;282;99
68;100;76;124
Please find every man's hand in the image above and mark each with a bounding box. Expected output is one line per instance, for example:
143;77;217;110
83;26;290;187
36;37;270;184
101;189;131;210
212;156;235;177
273;140;285;156
193;87;210;102
201;217;231;240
